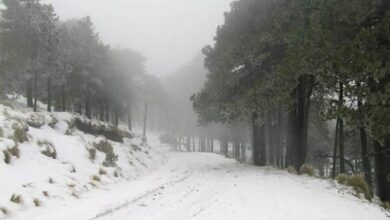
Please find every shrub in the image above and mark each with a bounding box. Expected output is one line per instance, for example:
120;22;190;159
10;194;23;204
335;173;349;185
27;114;45;128
38;140;57;159
287;166;297;174
131;144;142;152
99;168;107;175
299;164;317;177
8;145;19;158
0;127;3;138
384;201;390;210
88;148;96;161
49;178;54;184
48;116;58;128
3;150;11;164
114;171;119;178
91;175;101;182
42;191;49;197
33;198;41;207
347;175;372;200
71;192;79;199
13;127;28;143
0;207;8;216
94;140;118;167
75;118;124;142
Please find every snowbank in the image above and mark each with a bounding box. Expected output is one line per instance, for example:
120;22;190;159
0;101;168;219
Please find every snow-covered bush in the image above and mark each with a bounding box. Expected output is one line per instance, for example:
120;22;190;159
27;114;45;128
13;125;28;143
38;139;57;159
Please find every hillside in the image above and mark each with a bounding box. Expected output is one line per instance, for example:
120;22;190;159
0;97;168;219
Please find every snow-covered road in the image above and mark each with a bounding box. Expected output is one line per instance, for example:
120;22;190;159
92;153;387;220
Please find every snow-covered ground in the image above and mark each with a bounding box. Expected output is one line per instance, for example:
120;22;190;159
0;98;168;220
10;152;389;220
0;97;388;220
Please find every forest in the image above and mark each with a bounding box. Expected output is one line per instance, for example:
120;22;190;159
0;0;166;130
190;0;390;204
0;0;389;219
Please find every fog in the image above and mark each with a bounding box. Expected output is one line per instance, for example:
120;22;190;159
43;0;232;77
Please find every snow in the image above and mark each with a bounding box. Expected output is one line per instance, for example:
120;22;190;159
5;152;387;220
0;100;168;220
0;98;388;220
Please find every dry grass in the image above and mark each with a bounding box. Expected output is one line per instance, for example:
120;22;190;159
0;206;8;216
42;191;49;197
347;175;372;200
335;173;349;185
299;164;317;177
94;140;118;167
91;175;101;182
384;201;390;210
3;150;11;164
287;166;297;174
33;198;41;207
13;126;28;143
99;168;107;175
10;194;23;204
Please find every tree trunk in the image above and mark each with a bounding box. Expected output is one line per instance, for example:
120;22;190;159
33;73;38;112
61;84;66;111
294;74;314;171
26;80;33;108
332;119;340;178
105;102;110;122
241;143;246;162
374;137;390;202
211;137;214;153
338;82;345;173
47;77;52;112
252;113;266;166
142;103;148;137
358;99;372;187
234;139;240;160
127;101;132;131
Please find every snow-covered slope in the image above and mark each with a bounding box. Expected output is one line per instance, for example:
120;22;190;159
0;102;168;219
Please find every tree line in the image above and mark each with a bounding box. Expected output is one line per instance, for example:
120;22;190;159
0;0;162;130
191;0;390;203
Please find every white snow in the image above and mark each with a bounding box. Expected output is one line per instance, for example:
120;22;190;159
0;98;388;220
5;152;388;220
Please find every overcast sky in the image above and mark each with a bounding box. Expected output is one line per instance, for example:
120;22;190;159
42;0;233;77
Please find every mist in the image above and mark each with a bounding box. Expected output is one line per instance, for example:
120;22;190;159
0;1;388;219
43;0;232;77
